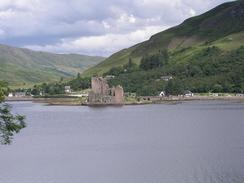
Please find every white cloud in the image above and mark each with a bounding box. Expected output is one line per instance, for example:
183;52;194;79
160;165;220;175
0;9;15;19
118;14;136;24
25;25;167;56
0;29;5;37
189;8;196;16
0;0;233;56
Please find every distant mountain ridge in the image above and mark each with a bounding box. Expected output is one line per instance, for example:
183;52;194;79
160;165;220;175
0;44;104;86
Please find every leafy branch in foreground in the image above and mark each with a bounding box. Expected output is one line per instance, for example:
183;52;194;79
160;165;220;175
0;87;26;145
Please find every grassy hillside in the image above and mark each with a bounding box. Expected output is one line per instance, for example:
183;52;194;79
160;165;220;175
81;0;244;95
0;44;104;87
84;0;244;76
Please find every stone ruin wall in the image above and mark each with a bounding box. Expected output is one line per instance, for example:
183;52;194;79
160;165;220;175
112;85;124;104
91;77;110;95
88;77;124;105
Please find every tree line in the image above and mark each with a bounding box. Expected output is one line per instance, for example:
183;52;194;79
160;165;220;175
30;74;90;96
106;46;244;96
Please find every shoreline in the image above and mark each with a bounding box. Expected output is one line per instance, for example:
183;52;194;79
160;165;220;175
5;95;244;106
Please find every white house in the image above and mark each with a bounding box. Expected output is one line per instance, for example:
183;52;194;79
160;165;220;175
65;86;71;93
236;93;244;97
159;91;166;97
161;76;173;81
105;75;115;80
14;92;26;97
184;90;194;97
8;93;13;97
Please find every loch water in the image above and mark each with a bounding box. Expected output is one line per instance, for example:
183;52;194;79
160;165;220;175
1;101;244;183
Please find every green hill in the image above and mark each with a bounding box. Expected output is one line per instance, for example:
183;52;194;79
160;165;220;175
0;44;104;87
83;0;244;95
84;0;244;75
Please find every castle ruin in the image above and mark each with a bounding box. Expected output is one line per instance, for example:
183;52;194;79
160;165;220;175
88;77;124;105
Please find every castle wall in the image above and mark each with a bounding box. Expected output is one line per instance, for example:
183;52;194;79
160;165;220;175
113;85;124;104
88;77;124;105
91;77;109;95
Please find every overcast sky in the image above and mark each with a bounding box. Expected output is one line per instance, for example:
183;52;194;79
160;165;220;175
0;0;233;56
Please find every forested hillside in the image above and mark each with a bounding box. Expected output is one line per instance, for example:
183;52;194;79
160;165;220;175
83;0;244;95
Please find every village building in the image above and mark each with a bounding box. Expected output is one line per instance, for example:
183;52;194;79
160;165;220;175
236;93;244;97
159;91;166;97
14;92;26;97
65;86;71;93
105;75;115;80
88;77;124;105
184;90;194;97
209;93;219;97
161;76;173;81
39;91;44;96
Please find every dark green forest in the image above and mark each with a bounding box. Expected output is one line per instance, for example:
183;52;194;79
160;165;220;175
105;46;244;96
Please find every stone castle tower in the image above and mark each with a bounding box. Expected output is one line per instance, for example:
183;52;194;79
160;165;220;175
91;77;110;95
88;77;124;105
